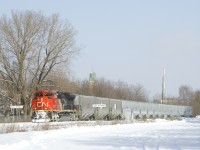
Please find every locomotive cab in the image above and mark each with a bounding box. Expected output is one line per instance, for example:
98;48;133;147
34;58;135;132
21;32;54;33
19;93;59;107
57;92;76;111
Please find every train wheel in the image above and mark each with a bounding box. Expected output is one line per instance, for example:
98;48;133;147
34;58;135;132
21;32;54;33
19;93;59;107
51;112;59;122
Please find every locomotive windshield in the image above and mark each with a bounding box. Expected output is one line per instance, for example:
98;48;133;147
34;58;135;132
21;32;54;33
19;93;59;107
44;92;54;99
34;92;43;98
44;93;54;97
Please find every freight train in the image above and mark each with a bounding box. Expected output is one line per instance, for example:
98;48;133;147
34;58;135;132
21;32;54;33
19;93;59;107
31;89;193;122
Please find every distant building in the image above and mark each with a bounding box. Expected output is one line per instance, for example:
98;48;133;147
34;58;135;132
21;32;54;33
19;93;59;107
89;71;96;83
89;71;96;95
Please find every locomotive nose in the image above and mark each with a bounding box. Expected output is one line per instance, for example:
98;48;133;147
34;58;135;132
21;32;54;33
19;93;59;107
37;97;43;101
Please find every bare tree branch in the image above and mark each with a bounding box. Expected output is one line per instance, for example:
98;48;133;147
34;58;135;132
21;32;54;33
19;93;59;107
0;11;79;114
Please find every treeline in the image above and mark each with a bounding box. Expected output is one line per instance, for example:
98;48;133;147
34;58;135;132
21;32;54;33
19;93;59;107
48;72;148;102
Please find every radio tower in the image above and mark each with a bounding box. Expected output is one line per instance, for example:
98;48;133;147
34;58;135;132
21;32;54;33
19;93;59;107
161;68;166;104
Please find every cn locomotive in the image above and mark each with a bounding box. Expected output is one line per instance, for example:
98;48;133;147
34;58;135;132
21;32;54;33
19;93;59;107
31;90;77;122
31;89;193;122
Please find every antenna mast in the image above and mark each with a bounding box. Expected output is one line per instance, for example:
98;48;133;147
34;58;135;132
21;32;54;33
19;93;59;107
161;68;165;103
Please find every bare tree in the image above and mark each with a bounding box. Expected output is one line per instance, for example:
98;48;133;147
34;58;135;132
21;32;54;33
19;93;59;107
178;85;193;105
0;11;79;114
75;77;149;102
130;84;148;102
191;90;200;116
96;78;117;98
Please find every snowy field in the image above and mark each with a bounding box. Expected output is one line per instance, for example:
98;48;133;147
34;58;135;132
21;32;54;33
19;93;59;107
0;118;200;150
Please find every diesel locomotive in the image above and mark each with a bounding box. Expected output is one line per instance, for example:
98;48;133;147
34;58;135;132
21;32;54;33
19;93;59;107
31;90;77;122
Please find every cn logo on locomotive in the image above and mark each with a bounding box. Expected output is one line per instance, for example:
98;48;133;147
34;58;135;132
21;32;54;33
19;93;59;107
37;102;49;107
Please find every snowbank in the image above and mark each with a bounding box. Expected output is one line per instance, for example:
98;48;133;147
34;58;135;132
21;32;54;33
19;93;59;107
0;118;200;150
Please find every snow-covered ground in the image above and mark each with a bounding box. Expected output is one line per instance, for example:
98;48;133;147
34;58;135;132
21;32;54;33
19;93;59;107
0;118;200;150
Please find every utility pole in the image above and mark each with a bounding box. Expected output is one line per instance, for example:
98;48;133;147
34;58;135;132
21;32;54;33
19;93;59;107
161;68;165;104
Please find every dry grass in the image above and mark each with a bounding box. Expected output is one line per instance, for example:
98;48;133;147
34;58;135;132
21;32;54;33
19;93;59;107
0;122;55;134
1;116;31;123
1;123;27;134
40;123;50;130
0;118;181;134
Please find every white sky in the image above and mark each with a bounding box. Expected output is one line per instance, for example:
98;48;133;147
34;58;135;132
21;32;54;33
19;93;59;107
1;0;200;98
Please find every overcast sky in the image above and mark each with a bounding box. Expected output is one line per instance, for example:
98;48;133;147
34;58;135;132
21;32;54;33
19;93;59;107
1;0;200;98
